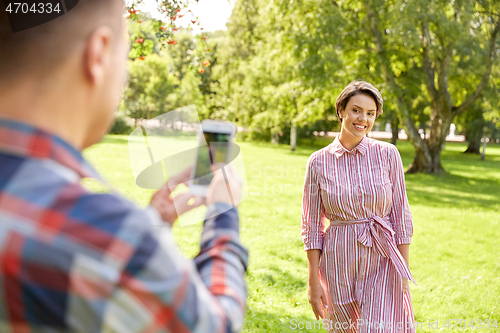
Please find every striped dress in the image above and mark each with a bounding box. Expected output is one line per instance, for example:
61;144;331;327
301;135;416;333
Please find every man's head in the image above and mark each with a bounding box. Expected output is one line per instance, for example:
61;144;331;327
0;0;129;149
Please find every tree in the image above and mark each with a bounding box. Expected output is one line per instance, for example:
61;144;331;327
128;0;500;173
121;5;217;123
458;60;500;154
127;0;212;63
358;0;500;173
225;0;500;172
212;0;344;143
461;99;487;154
123;54;179;121
127;12;162;60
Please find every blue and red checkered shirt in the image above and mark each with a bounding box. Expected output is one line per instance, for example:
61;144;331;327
0;117;248;332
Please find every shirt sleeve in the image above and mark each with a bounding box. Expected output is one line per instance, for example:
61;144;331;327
102;203;248;333
388;145;413;245
301;154;326;251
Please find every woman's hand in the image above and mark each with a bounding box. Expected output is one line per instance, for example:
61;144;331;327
397;244;411;295
308;280;328;320
402;277;409;294
306;249;327;320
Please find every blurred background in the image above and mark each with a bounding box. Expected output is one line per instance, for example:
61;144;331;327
91;0;500;331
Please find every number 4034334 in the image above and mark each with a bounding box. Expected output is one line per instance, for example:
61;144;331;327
5;2;62;14
443;319;498;330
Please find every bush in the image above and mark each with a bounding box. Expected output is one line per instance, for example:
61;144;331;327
109;115;134;135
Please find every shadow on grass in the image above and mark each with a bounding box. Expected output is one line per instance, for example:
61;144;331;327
99;136;129;145
245;264;322;331
245;308;325;332
407;187;499;210
249;264;306;291
405;169;500;210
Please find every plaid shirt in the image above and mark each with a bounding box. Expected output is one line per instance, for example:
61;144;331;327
0;118;248;333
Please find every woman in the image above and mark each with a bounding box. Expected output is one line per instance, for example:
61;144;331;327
301;81;416;332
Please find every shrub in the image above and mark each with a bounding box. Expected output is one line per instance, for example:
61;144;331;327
109;115;134;135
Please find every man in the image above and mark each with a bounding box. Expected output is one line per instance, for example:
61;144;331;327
0;0;248;332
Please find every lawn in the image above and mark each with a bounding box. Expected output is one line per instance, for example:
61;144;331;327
83;135;500;332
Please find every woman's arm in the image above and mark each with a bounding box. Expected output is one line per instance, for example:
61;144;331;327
389;145;414;291
397;243;409;266
397;243;410;293
301;154;327;319
301;154;326;251
306;249;327;320
388;145;413;246
307;249;321;284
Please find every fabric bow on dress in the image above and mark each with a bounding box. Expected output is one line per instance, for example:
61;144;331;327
330;215;417;285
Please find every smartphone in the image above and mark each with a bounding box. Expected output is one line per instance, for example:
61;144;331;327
190;120;236;196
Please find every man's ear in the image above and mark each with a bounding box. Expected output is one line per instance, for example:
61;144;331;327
83;26;114;85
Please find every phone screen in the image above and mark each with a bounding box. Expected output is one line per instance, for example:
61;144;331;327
193;131;231;186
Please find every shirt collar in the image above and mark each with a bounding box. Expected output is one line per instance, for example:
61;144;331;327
329;135;368;158
0;117;101;180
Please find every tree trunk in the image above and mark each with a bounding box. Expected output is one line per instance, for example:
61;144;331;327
463;112;484;154
271;128;279;144
290;123;297;151
362;0;500;174
390;111;399;145
406;146;445;174
406;113;451;174
481;126;487;160
463;139;481;154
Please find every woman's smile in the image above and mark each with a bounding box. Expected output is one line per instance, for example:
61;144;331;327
353;123;367;131
338;93;377;149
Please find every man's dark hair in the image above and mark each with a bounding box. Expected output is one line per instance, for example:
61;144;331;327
0;0;124;87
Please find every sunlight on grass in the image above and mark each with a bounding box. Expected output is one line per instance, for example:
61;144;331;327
84;136;500;332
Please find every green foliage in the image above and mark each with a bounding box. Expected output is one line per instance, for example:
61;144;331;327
159;30;196;81
205;0;390;141
127;13;162;59
127;0;204;54
125;0;500;164
108;114;134;135
455;58;500;146
123;54;179;120
204;0;500;156
121;11;221;122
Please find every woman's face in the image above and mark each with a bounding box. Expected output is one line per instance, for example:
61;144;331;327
339;93;377;140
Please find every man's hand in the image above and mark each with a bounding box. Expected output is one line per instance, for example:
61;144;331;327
150;166;205;226
206;164;242;207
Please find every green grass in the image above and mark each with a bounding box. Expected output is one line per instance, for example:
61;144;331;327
84;136;500;332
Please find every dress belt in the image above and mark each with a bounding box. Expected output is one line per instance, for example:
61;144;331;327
329;216;416;285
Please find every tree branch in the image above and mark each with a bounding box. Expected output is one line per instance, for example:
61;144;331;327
430;20;454;113
420;21;439;103
476;10;500;18
453;18;500;115
436;42;454;112
363;0;424;148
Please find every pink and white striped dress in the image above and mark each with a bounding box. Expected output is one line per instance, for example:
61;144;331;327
301;135;416;333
